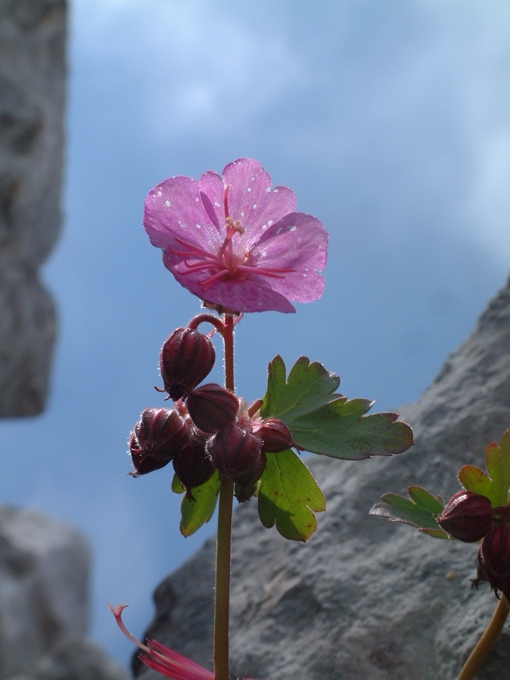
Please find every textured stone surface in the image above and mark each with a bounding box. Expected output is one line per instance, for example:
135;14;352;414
0;506;130;680
137;273;510;680
0;506;89;678
10;637;130;680
0;0;66;416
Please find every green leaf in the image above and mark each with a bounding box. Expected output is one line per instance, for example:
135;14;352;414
407;485;444;515
258;449;326;541
260;356;413;460
180;471;220;537
171;474;185;494
369;486;449;539
458;428;510;507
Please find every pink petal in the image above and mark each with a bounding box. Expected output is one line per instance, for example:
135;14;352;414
222;159;296;248
144;176;222;253
141;640;214;680
198;171;225;233
251;212;328;302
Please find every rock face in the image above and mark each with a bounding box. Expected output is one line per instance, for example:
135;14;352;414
137;273;510;680
0;0;66;416
0;506;129;680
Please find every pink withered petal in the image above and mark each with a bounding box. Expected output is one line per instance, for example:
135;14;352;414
143;158;329;313
109;604;258;680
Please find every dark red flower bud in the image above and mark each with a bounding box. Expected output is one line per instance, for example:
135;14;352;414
233;452;267;503
482;523;510;577
172;430;214;500
185;384;239;434
206;423;264;478
160;327;215;400
252;418;294;453
129;408;191;476
437;491;493;542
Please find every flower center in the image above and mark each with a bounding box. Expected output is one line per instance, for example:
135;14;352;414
167;185;295;290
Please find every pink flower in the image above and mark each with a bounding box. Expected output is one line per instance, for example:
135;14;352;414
108;604;258;680
143;158;328;313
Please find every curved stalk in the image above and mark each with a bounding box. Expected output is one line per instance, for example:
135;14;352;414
456;594;509;680
213;314;235;680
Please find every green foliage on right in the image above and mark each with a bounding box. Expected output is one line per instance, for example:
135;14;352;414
369;485;448;539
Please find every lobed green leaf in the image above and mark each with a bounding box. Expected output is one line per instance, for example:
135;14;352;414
369;486;448;539
458;428;510;507
258;449;326;542
260;356;413;460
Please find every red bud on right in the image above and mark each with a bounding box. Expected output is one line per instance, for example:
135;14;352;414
437;490;494;542
253;418;294;453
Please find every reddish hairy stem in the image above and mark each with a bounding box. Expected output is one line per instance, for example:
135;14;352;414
188;313;225;334
213;314;235;680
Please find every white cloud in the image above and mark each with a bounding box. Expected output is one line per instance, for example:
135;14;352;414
72;0;307;139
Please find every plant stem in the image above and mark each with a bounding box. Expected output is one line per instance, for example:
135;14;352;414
456;594;510;680
213;314;235;680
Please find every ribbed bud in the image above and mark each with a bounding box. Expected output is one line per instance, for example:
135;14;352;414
437;491;493;542
233;452;267;503
206;423;263;478
160;327;215;400
129;407;191;476
172;430;214;500
253;418;294;453
185;384;239;434
478;523;510;595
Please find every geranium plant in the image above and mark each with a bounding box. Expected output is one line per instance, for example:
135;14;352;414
110;158;413;679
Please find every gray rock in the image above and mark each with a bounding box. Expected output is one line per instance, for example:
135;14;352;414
0;506;89;678
137;273;510;679
0;0;66;416
10;637;130;680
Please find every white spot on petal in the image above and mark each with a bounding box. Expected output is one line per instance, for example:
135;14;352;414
195;197;199;201
241;212;245;217
289;225;297;231
261;224;267;230
196;224;201;229
165;200;171;207
215;202;220;207
157;191;162;197
253;204;257;209
276;227;283;235
261;250;267;257
268;220;273;226
247;187;252;192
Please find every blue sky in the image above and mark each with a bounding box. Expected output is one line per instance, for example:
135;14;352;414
2;0;510;668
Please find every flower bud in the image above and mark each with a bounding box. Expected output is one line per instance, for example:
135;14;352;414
130;407;191;476
206;423;263;477
437;491;493;542
160;327;215;400
172;430;214;500
185;384;239;434
478;523;510;595
233;452;267;503
252;418;294;453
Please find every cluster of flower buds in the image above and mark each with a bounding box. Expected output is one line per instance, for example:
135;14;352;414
438;490;510;598
128;319;296;501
